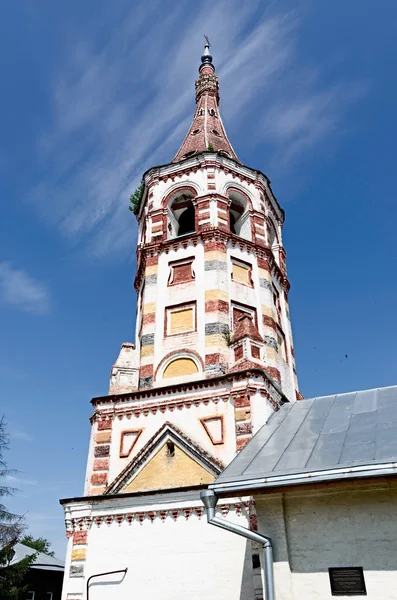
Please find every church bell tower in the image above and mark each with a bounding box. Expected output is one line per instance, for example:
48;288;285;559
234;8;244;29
61;41;300;600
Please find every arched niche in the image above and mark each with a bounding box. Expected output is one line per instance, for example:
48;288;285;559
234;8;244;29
163;357;199;379
227;188;252;241
155;350;204;384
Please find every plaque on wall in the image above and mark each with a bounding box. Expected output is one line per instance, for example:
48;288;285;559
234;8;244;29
328;567;367;596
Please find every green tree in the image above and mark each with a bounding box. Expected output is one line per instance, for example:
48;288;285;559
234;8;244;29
20;535;54;557
0;417;35;599
128;183;144;215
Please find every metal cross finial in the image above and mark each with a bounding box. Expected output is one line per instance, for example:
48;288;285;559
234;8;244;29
204;35;211;47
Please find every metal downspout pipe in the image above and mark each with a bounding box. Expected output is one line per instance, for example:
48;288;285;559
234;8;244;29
200;490;275;600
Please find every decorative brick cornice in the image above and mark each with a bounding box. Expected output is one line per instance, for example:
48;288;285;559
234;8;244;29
90;367;288;411
134;228;289;292
64;501;250;533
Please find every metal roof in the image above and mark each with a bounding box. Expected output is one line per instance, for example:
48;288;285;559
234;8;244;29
9;543;64;571
211;385;397;493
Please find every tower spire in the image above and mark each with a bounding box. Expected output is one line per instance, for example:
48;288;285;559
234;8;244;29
172;39;239;163
201;36;213;68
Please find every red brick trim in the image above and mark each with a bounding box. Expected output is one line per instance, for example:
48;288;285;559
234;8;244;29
97;420;112;431
205;299;229;314
73;531;88;545
200;415;224;445
119;429;143;458
265;366;281;383
91;473;107;485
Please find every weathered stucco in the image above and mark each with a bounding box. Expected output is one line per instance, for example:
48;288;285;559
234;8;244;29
255;478;397;600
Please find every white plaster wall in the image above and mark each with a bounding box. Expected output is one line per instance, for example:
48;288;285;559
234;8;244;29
255;482;397;600
250;391;274;434
85;515;254;600
63;499;257;600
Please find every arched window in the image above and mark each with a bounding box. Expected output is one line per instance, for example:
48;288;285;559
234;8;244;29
167;191;196;239
228;190;252;241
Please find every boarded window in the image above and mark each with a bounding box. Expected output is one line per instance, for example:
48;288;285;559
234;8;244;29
163;357;198;378
168;258;194;285
232;303;257;328
167;304;195;335
231;260;253;286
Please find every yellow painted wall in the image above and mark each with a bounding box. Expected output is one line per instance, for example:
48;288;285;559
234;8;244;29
123;443;215;493
163;357;198;378
169;307;194;334
140;345;154;358
205;289;228;302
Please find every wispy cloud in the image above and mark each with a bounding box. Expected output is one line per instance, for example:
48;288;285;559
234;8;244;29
0;262;50;314
29;0;367;258
8;427;34;442
4;475;39;487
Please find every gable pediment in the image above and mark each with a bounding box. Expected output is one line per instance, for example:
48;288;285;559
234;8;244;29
106;422;224;495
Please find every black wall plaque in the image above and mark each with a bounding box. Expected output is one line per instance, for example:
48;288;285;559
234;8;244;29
329;567;367;596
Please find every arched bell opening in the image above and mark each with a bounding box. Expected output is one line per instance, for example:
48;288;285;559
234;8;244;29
177;203;195;236
167;192;196;239
228;190;252;241
267;218;281;265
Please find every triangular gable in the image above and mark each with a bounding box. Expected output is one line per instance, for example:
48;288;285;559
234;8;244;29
105;422;224;494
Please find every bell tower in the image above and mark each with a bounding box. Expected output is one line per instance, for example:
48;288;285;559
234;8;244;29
110;38;298;404
61;41;300;600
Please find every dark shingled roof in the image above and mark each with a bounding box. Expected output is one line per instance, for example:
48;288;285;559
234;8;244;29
211;385;397;492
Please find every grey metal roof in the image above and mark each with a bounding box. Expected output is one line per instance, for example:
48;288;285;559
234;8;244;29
9;543;64;571
211;385;397;493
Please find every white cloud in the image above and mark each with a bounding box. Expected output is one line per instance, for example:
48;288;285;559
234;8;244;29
29;0;367;258
8;427;34;442
0;262;50;315
4;475;39;487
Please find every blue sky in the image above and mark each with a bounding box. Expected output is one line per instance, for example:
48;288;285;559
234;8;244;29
1;0;396;558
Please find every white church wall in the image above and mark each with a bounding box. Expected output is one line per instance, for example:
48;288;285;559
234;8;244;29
62;497;257;600
255;480;397;600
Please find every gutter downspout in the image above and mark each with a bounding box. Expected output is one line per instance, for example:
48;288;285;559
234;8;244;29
200;490;275;600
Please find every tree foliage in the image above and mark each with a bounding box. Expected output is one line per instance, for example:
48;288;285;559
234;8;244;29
128;183;144;215
0;417;34;599
0;549;35;600
0;418;24;550
21;535;54;557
